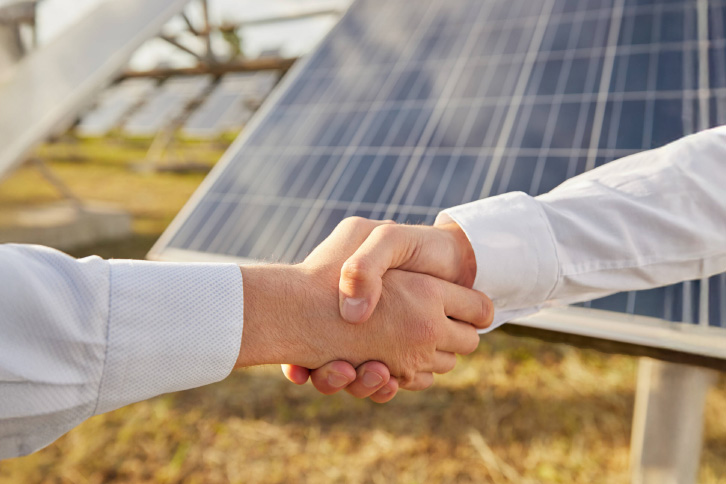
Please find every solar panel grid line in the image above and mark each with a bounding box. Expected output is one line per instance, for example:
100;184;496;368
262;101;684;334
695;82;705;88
555;11;610;181
683;280;695;324
349;2;542;249
378;2;494;218
495;0;591;197
290;4;473;257
582;0;625;172
234;144;652;160
425;33;518;208
181;148;270;252
631;2;667;319
603;3;638;153
711;6;726;124
696;0;712;326
684;5;697;136
477;0;557;200
300;37;726;85
185;74;347;249
336;90;459;220
242;93;398;258
239;7;403;259
524;6;589;195
217;158;324;256
351;104;460;209
297;110;440;252
147;0;365;258
397;2;547;210
640;3;665;150
272;87;715;122
167;146;261;251
276;0;450;261
207;2;399;259
590;1;689;319
448;9;548;203
698;0;712;130
290;1;708;79
680;4;698;326
716;10;726;327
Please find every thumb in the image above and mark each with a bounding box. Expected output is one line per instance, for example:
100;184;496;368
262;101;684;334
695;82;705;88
338;224;422;323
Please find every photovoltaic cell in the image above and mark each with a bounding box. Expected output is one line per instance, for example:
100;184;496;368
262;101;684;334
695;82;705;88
152;0;726;329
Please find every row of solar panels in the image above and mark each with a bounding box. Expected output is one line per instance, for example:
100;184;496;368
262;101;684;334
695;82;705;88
76;72;278;138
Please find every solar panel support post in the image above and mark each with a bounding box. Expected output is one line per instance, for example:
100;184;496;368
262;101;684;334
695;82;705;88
28;158;84;210
159;34;207;63
199;0;214;64
0;22;24;71
629;358;717;484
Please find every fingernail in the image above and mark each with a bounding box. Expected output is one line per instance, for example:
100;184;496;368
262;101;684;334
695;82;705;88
362;371;383;388
328;372;349;388
342;297;368;322
378;386;392;396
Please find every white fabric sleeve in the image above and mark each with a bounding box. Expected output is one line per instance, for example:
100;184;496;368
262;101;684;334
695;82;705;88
437;126;726;331
0;244;244;459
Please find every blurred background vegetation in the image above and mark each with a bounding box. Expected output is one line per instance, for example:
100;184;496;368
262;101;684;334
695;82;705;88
0;137;725;483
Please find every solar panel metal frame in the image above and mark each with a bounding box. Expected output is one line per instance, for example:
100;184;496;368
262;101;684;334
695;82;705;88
0;0;190;180
149;0;726;369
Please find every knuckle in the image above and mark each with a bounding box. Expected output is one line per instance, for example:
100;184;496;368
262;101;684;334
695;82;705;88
398;369;416;388
475;297;492;328
341;259;372;283
339;216;366;232
461;329;480;355
373;223;398;241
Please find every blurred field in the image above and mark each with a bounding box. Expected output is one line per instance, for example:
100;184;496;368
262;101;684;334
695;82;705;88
1;139;725;483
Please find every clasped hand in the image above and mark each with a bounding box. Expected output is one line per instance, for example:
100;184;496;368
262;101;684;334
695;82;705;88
237;217;491;403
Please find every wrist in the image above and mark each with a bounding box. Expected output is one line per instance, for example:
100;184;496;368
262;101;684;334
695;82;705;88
436;222;477;288
236;264;310;368
236;263;350;369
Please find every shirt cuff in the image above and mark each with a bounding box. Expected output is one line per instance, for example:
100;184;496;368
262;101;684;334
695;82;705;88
435;192;559;331
95;260;244;415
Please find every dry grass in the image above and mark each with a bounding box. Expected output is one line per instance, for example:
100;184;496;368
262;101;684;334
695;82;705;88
0;139;724;483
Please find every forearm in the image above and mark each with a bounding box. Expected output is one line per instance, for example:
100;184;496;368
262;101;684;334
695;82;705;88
438;127;726;328
0;245;244;458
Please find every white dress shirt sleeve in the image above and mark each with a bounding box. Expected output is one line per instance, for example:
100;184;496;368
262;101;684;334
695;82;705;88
437;126;726;331
0;244;244;459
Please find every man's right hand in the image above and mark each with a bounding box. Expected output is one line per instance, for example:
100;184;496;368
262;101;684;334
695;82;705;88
283;218;483;401
237;218;491;390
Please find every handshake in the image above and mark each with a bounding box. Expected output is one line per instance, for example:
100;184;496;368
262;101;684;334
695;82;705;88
236;217;492;403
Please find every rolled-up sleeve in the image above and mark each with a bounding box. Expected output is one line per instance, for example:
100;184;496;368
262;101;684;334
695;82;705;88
437;126;726;331
0;244;244;459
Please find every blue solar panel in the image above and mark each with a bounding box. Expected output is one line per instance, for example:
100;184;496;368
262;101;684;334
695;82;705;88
152;0;726;329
